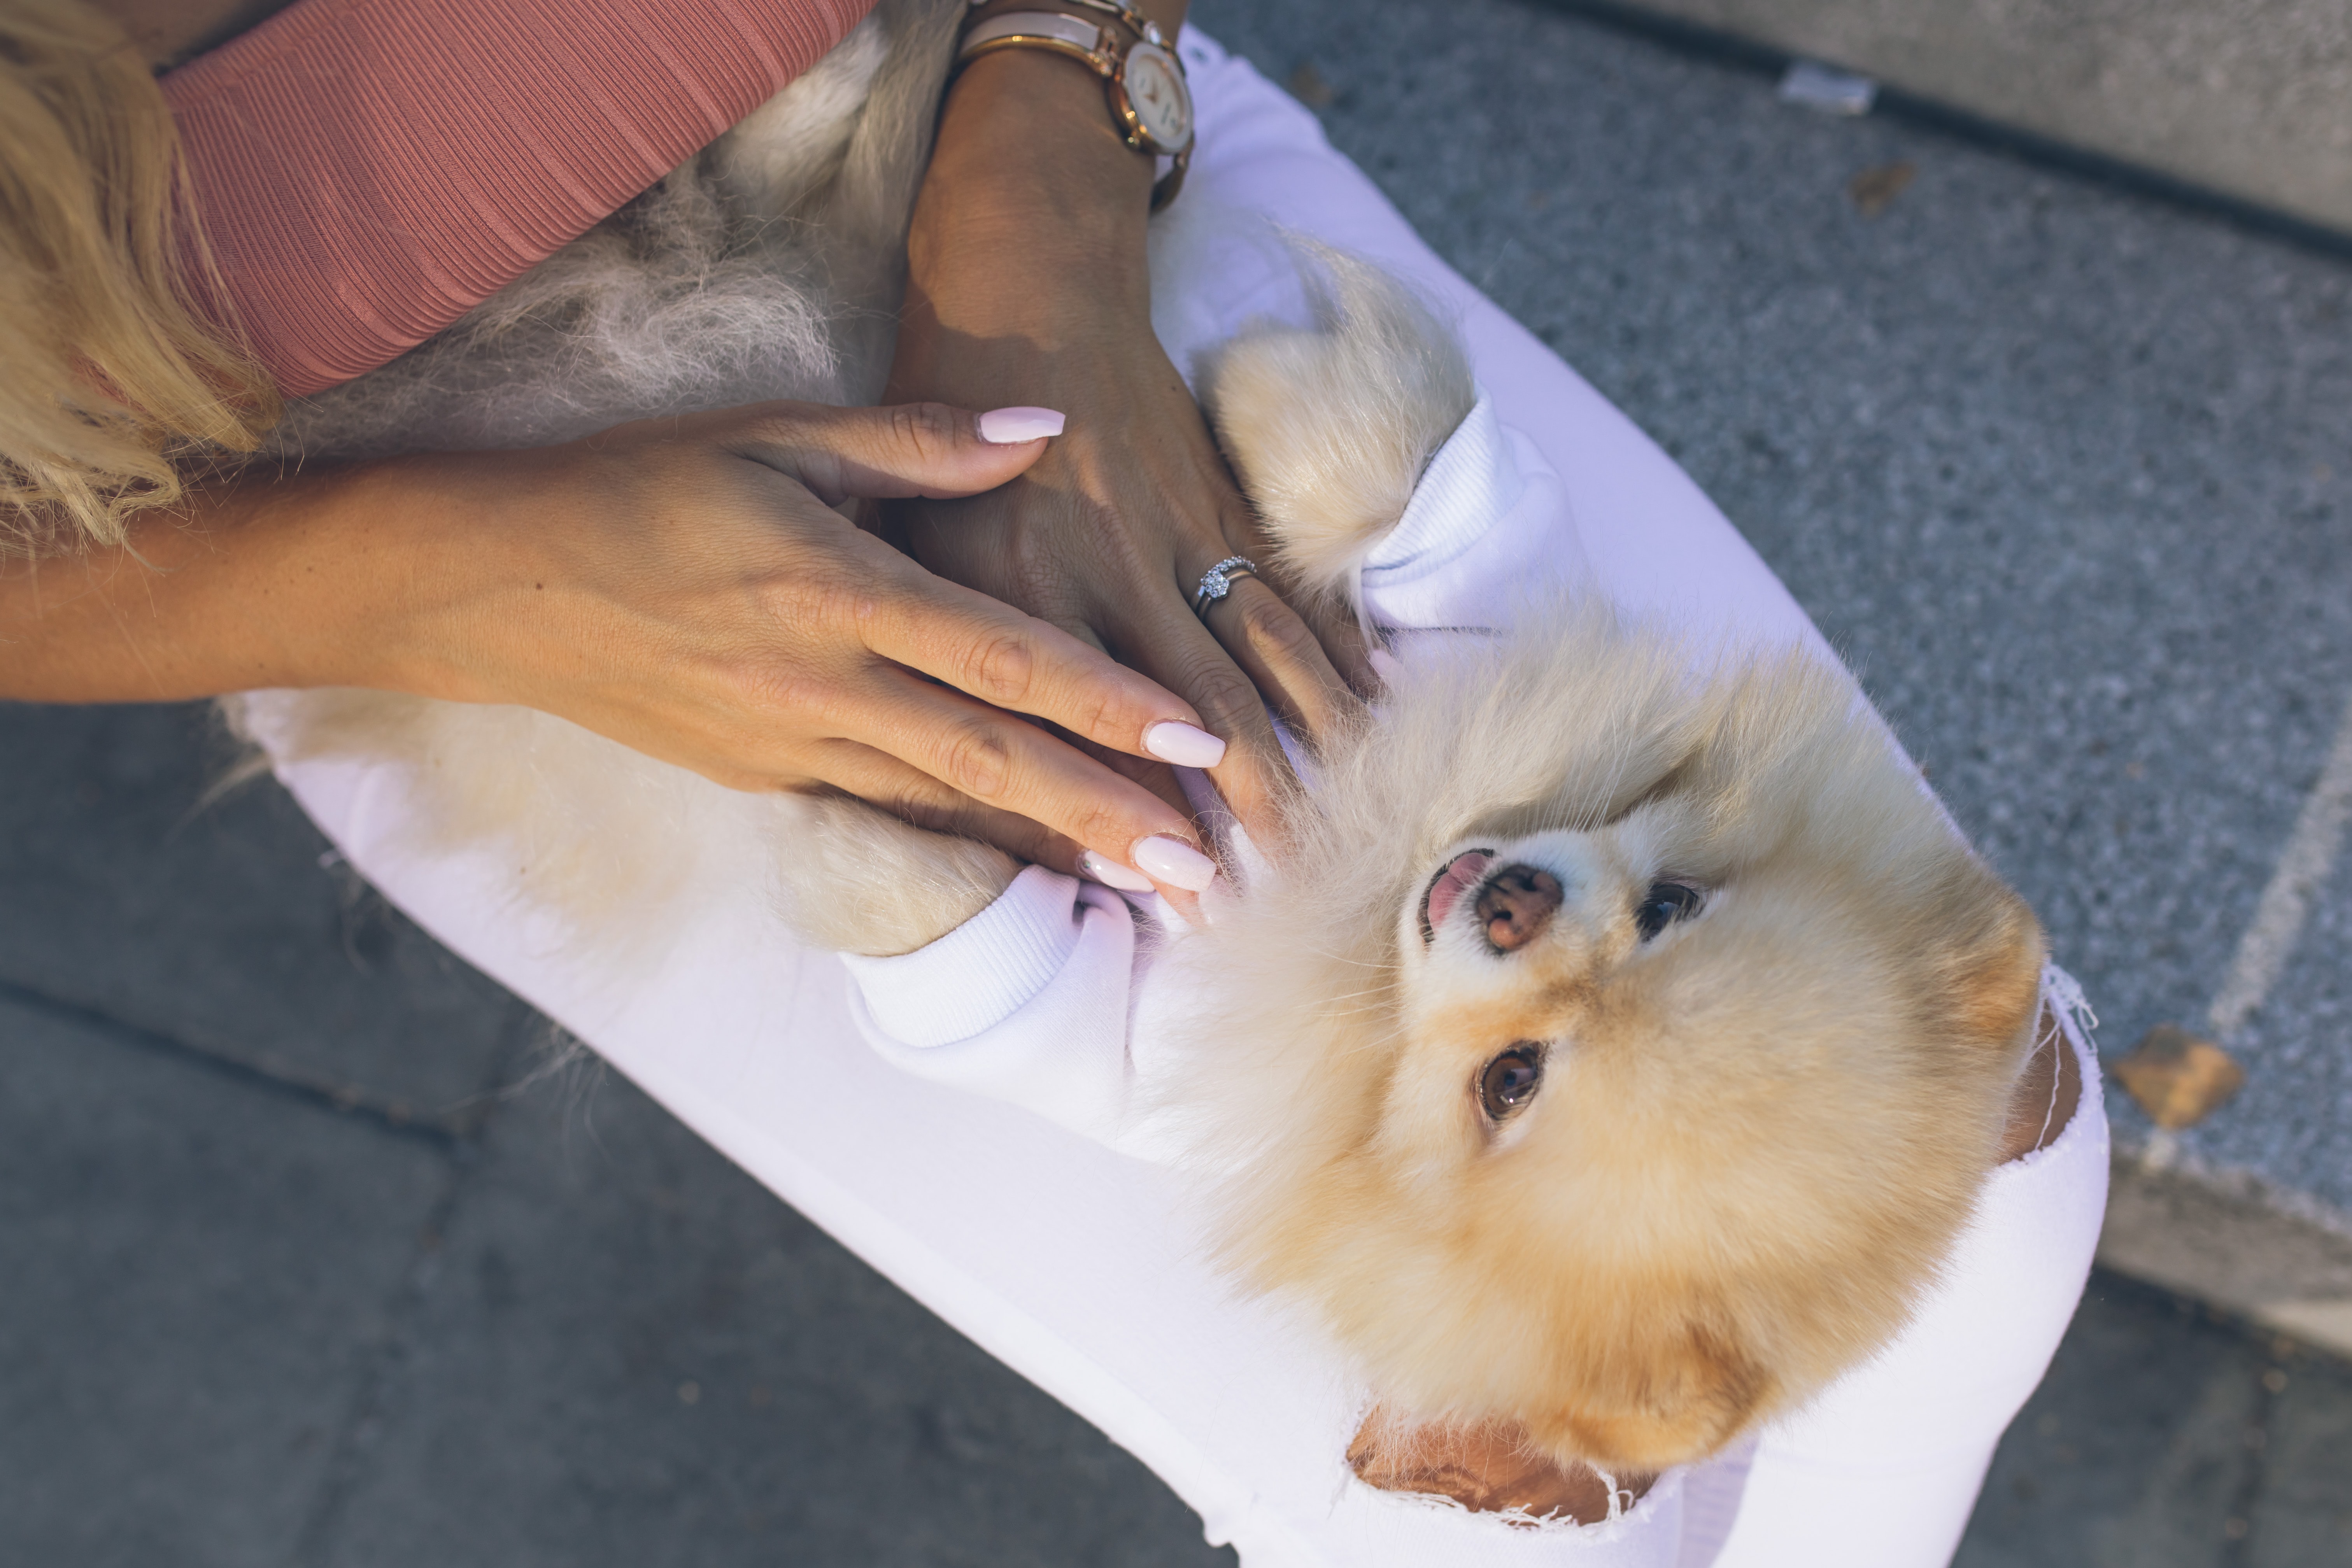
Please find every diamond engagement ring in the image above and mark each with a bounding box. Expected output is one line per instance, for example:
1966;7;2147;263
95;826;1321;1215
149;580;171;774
1191;555;1259;618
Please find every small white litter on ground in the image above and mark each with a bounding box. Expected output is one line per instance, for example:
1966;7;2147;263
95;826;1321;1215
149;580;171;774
1777;60;1877;116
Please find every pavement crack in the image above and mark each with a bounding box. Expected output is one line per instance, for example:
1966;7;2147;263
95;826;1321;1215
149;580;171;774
2217;1343;2287;1568
286;994;543;1568
0;976;472;1150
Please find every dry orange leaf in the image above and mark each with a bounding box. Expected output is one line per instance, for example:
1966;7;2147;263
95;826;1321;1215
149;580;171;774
1287;62;1335;109
2114;1024;2246;1130
1849;161;1916;217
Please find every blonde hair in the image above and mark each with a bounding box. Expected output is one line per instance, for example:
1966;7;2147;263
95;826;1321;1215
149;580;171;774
0;0;279;557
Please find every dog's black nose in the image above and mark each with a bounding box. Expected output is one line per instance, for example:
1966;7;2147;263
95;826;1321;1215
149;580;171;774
1476;864;1563;951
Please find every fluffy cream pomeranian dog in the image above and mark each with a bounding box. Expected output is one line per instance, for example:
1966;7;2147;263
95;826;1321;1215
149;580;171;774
1178;274;2043;1472
238;0;2046;1478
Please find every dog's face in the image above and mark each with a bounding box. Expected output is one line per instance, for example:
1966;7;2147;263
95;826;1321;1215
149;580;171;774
1179;619;2045;1474
1369;783;2042;1465
1400;824;1711;1151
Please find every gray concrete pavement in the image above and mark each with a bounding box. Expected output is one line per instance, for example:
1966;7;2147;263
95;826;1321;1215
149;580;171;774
1611;0;2352;237
6;0;2352;1560
1963;1274;2352;1565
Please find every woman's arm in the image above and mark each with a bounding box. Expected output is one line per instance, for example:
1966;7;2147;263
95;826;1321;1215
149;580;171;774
886;0;1374;842
0;399;1223;886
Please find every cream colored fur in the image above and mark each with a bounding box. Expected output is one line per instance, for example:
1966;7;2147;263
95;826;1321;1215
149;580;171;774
240;9;2044;1477
1203;245;1474;611
1152;610;2042;1471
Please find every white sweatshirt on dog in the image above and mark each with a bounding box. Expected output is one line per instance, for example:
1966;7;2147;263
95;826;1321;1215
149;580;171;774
839;388;1587;1154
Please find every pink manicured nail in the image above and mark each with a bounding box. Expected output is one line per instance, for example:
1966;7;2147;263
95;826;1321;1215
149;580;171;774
1143;720;1227;768
1132;835;1218;892
1368;648;1405;685
977;406;1066;444
1078;850;1158;893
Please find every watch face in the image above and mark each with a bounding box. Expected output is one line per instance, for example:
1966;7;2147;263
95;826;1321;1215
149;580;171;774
1123;42;1193;153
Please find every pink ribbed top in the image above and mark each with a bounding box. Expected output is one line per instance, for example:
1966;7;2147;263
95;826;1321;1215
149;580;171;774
162;0;876;396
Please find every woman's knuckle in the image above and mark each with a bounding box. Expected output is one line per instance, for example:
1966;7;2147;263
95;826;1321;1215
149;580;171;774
938;719;1014;799
1074;689;1128;744
761;571;841;631
958;627;1036;705
812;573;906;645
1068;801;1132;853
1239;594;1315;659
885;786;960;834
1006;534;1066;608
890;401;960;459
723;658;824;717
1186;665;1261;728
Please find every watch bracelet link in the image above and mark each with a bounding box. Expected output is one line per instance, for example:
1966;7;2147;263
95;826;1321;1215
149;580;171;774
957;19;1117;88
967;0;1162;48
952;1;1193;209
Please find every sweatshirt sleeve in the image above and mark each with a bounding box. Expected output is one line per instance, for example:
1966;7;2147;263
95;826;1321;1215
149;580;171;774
838;867;1153;1148
1354;388;1591;640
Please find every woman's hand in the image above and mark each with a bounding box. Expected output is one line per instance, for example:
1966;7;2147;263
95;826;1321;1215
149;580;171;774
0;399;1226;890
885;34;1375;845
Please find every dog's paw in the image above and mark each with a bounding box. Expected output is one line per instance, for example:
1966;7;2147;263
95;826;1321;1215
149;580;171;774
772;792;1018;957
1201;244;1475;607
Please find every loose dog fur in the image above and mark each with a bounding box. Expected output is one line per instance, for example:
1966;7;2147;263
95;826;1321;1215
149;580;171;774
237;2;2045;1478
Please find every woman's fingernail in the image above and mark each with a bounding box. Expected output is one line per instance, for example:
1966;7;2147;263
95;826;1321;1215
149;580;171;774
1078;850;1158;893
1143;720;1227;768
1133;834;1218;892
1368;648;1404;685
977;406;1066;444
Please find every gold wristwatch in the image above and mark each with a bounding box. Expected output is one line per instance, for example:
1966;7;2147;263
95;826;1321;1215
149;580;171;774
955;1;1195;210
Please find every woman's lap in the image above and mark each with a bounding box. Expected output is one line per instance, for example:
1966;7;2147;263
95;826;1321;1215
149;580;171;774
261;32;2104;1568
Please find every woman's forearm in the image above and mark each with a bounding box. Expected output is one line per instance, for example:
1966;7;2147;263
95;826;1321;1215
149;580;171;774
899;0;1189;342
0;456;464;704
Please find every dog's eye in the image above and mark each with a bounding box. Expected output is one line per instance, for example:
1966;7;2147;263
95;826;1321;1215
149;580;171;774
1635;881;1702;940
1477;1045;1545;1121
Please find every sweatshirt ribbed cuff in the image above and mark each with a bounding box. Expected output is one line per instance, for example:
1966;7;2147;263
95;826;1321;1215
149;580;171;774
838;865;1085;1048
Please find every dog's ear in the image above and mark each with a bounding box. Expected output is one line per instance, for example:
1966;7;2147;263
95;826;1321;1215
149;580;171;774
1525;1323;1773;1473
1347;1408;1630;1522
1941;883;2046;1061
